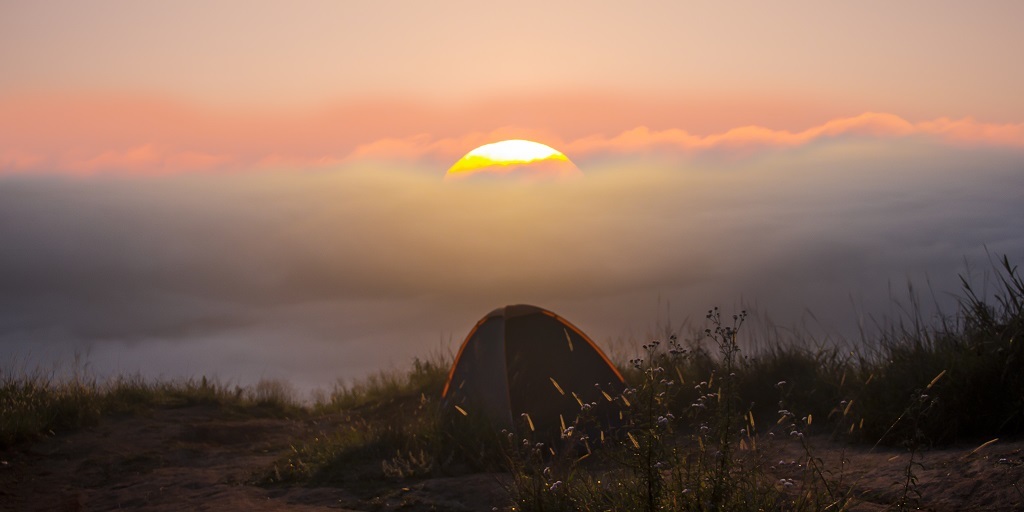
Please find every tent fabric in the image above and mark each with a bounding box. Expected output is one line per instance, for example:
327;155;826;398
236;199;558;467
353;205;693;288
442;304;625;436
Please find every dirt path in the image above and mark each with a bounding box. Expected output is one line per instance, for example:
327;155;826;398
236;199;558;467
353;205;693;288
0;406;1020;511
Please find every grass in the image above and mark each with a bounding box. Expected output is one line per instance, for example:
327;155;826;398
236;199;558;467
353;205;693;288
0;367;299;448
315;353;450;412
2;255;1022;510
262;355;455;485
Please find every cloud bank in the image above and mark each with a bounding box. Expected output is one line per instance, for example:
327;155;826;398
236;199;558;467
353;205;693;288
2;136;1023;392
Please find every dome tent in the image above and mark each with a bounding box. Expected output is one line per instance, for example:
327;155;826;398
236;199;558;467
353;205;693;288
442;304;625;437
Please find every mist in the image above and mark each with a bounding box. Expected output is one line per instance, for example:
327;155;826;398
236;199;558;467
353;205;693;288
2;136;1022;394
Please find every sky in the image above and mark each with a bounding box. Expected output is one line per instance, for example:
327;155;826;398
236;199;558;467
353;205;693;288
2;1;1024;395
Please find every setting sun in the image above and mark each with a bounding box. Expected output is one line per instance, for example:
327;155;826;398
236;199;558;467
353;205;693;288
444;139;582;181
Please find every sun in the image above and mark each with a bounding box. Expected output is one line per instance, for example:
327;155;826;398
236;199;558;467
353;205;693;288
444;139;582;182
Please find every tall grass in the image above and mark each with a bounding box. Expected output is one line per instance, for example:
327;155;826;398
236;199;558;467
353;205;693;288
855;254;1024;444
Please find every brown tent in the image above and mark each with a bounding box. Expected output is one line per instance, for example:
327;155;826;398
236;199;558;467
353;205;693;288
442;304;625;436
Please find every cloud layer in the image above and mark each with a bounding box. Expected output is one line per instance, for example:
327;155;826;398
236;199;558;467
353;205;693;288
2;136;1023;392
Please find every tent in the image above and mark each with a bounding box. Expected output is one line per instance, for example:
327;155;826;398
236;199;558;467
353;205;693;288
442;304;625;436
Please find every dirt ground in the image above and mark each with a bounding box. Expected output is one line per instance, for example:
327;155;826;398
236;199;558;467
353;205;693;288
0;406;1020;511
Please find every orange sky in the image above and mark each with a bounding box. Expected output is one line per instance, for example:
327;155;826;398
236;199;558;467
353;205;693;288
2;2;1024;176
2;93;1023;176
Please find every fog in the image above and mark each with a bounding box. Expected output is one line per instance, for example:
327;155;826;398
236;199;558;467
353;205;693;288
2;136;1023;394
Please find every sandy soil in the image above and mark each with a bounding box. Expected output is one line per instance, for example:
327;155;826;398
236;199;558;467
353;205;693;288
0;406;1020;511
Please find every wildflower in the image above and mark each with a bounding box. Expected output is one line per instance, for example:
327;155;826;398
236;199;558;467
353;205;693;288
657;416;669;428
549;481;563;492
